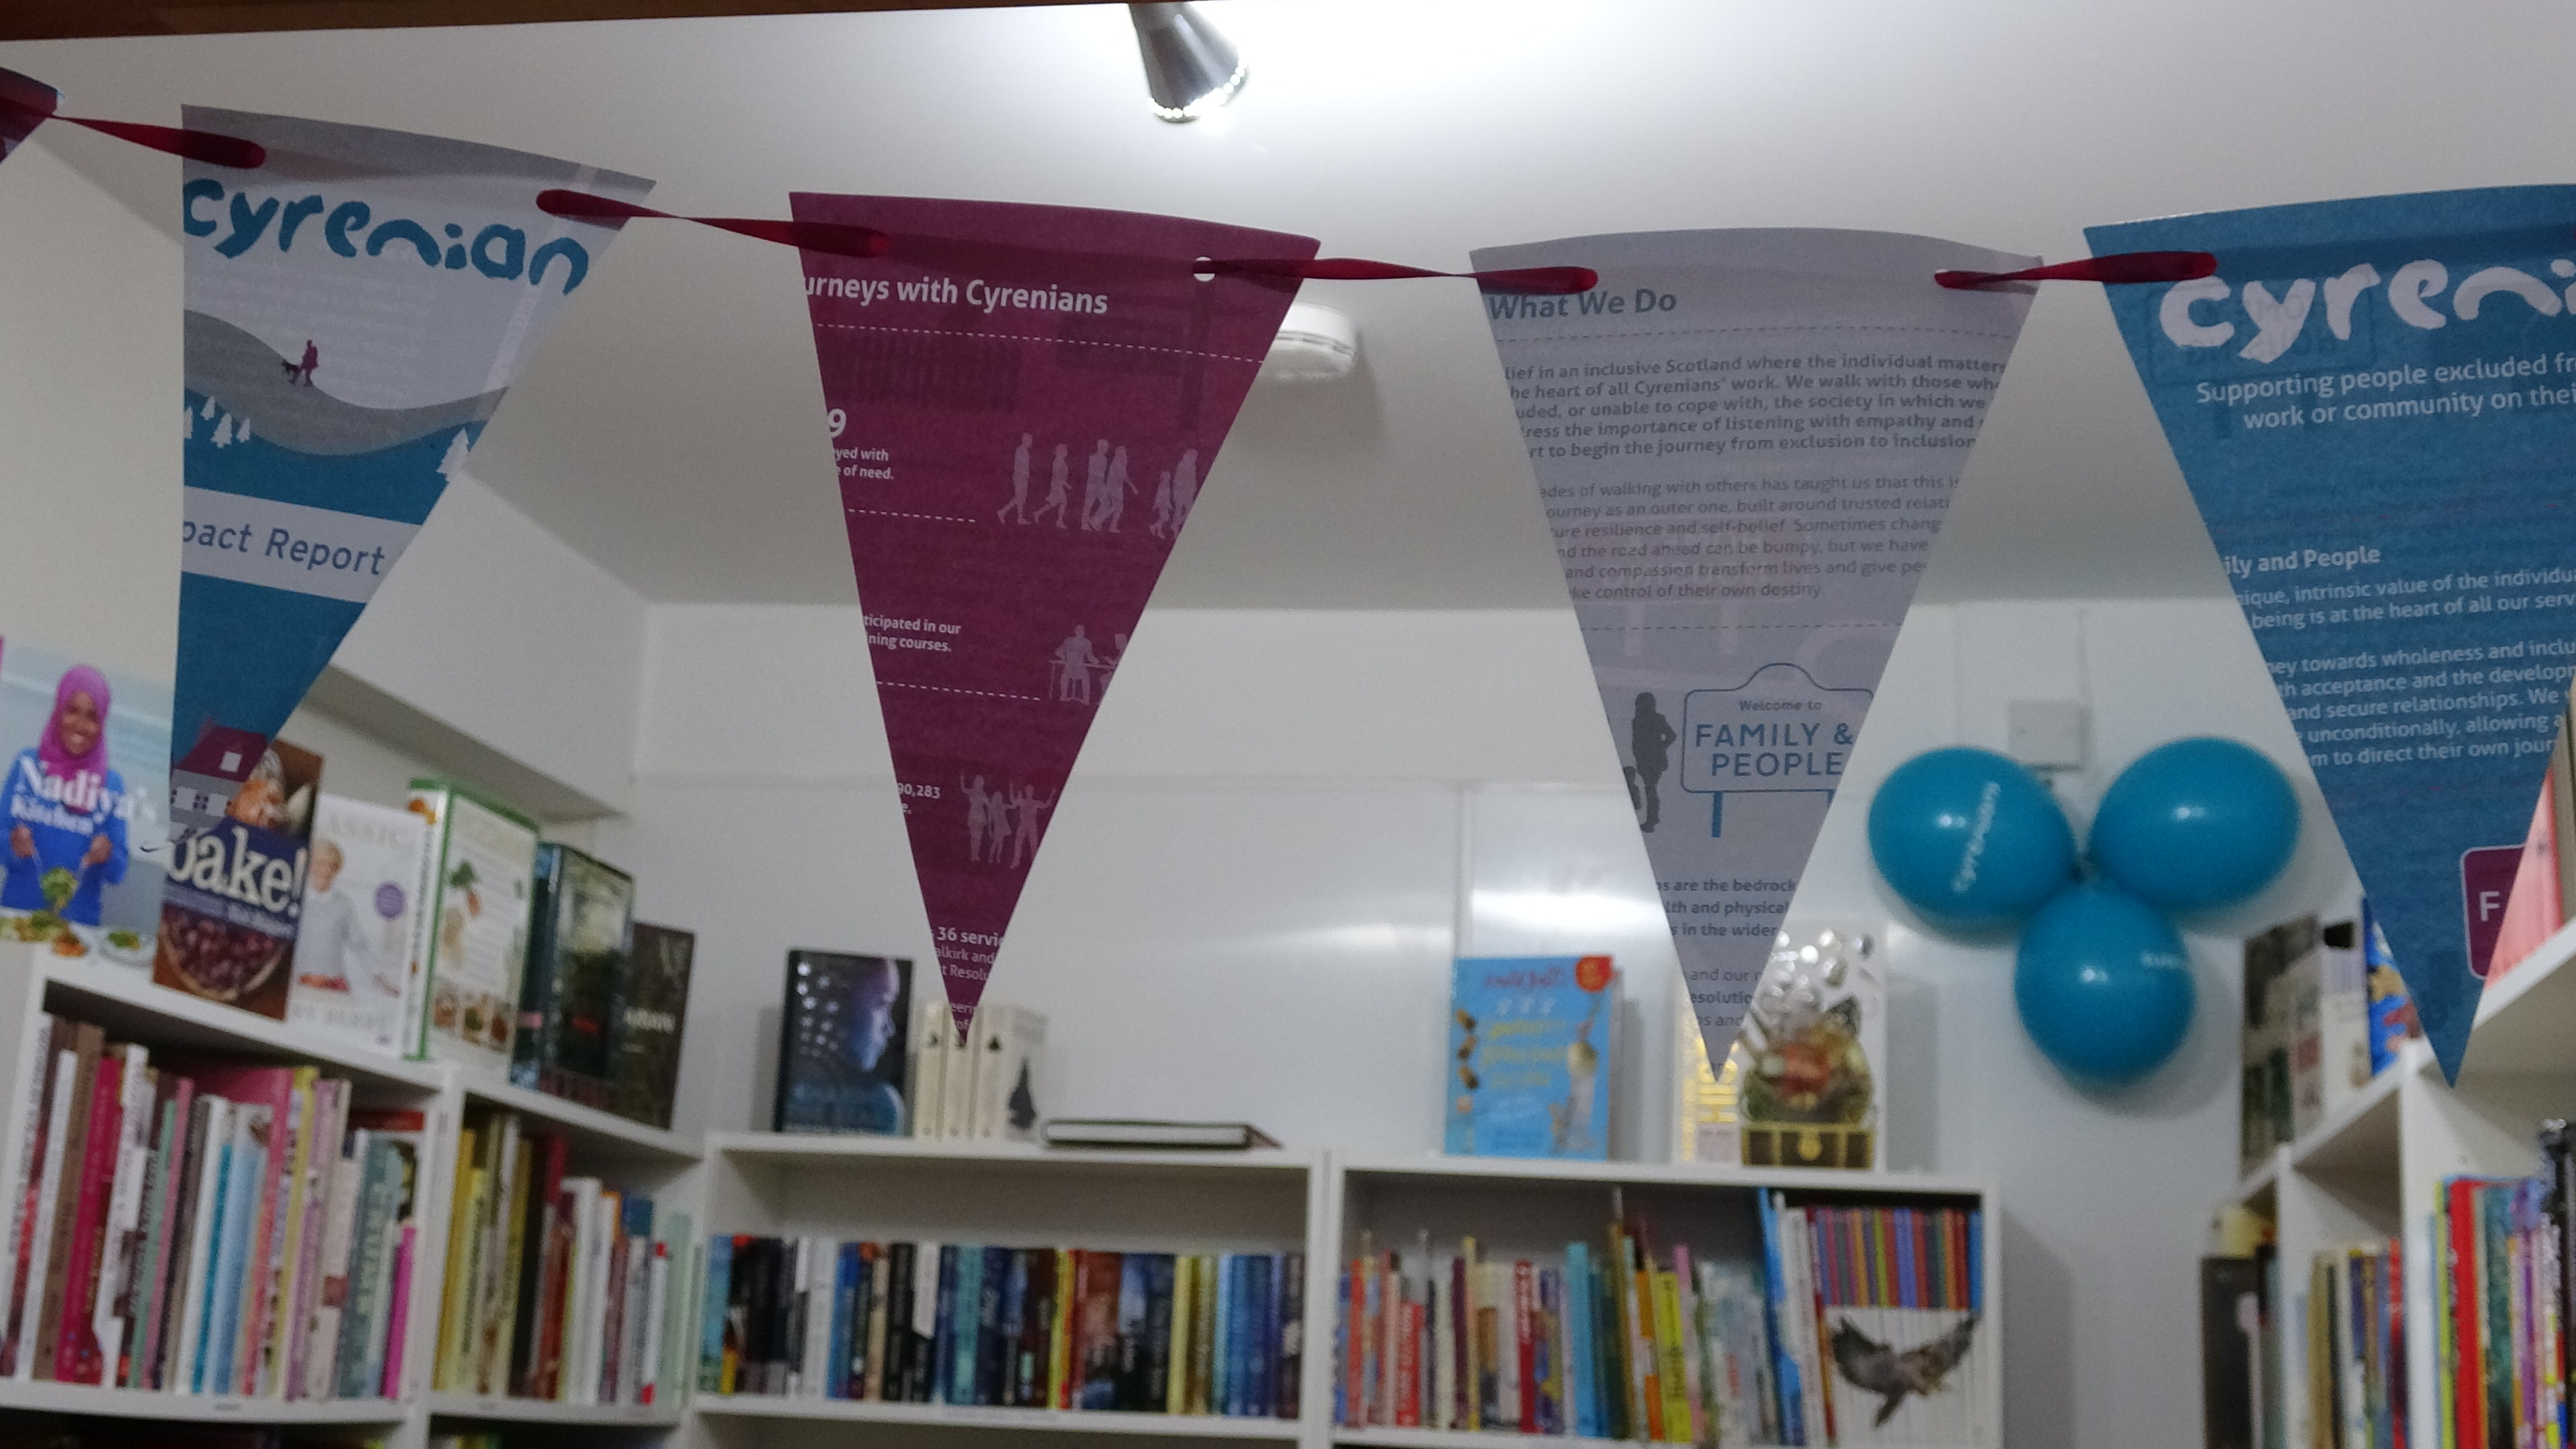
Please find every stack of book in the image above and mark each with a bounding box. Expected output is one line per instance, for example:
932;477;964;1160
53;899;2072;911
427;1108;696;1407
699;1238;1305;1417
2304;1240;2405;1449
2435;1173;2567;1448
0;1012;425;1400
1336;1195;1988;1447
2241;909;2422;1175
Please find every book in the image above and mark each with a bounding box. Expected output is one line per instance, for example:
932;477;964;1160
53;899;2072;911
968;1004;1046;1142
772;952;914;1136
154;739;323;1018
512;843;634;1108
908;989;949;1140
1443;956;1617;1160
286;795;431;1055
609;922;694;1130
404;780;541;1073
2239;916;2322;1173
1670;1004;1740;1165
1039;1120;1281;1150
0;642;173;968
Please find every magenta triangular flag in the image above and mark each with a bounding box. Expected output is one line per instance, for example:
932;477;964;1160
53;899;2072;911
790;195;1314;1037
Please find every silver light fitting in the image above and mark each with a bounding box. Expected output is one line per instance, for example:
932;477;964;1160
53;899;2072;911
1128;3;1248;123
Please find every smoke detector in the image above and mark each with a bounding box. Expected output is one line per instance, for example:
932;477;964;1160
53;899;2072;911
1260;302;1360;384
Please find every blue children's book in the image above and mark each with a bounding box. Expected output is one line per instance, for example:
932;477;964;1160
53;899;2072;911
1442;956;1618;1159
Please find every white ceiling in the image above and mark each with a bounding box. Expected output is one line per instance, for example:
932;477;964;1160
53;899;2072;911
5;0;2569;609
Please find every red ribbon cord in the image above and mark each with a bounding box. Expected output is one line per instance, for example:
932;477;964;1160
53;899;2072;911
538;189;888;260
0;89;263;168
1935;250;2216;290
1202;256;1599;294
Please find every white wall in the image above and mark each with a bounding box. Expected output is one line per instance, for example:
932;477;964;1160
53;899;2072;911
604;594;2357;1449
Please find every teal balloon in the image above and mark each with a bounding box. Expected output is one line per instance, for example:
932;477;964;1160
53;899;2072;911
2015;882;2196;1083
1866;747;2076;930
2089;737;2299;911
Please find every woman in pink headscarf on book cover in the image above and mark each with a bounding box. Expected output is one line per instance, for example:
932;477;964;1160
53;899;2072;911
3;664;130;927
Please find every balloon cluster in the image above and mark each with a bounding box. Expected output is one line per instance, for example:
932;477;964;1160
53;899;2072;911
1866;739;2300;1086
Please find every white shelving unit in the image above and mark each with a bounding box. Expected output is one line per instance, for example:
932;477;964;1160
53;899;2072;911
2223;914;2576;1449
686;1136;1999;1449
0;951;2002;1449
0;945;710;1449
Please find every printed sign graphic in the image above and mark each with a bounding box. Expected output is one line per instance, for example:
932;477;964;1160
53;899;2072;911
174;107;647;818
1469;229;2035;1067
790;195;1315;1036
2090;187;2576;1079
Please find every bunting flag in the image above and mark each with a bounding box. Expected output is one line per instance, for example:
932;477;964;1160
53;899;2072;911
0;68;56;164
1468;229;2036;1067
172;109;648;826
2089;187;2576;1080
788;195;1315;1037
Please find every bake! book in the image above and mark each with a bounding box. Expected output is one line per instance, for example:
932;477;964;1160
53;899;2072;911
287;795;431;1055
773;953;914;1136
512;844;635;1108
1442;957;1616;1161
404;780;540;1073
153;739;323;1019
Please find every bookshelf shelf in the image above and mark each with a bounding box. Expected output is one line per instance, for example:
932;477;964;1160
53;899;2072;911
0;1380;409;1422
2288;1053;2406;1178
693;1396;1303;1438
1334;1430;1624;1449
425;1391;684;1426
28;950;445;1097
1338;1154;1988;1197
460;1075;701;1163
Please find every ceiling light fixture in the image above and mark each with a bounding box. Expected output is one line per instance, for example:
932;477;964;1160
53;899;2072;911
1128;3;1248;123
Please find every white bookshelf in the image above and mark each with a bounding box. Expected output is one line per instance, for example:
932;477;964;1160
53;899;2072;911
1331;1157;2000;1449
2224;913;2576;1449
0;959;2003;1449
676;1136;1999;1449
0;945;712;1449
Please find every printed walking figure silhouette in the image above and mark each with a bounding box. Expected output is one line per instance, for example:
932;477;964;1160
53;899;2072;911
1031;443;1072;527
1099;446;1136;531
1630;692;1677;833
998;433;1034;523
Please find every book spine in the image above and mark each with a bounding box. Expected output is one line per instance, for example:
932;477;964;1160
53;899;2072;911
123;1085;180;1389
642;1236;670;1405
381;1221;415;1397
54;1048;128;1385
698;1233;731;1395
1513;1259;1536;1435
1279;1250;1303;1420
87;1053;151;1388
1395;1287;1421;1428
174;1100;230;1395
32;1029;101;1383
863;1244;892;1402
303;1141;359;1400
